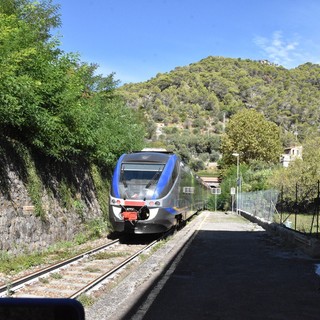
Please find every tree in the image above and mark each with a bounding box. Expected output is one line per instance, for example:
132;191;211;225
0;0;145;166
189;158;205;172
0;0;61;41
269;136;320;201
0;0;61;42
220;109;282;166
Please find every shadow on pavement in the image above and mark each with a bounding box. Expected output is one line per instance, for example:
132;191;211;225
123;229;320;320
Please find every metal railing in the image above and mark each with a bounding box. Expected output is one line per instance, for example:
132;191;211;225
238;189;279;222
238;181;320;238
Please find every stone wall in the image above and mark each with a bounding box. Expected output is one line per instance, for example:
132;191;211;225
0;161;104;255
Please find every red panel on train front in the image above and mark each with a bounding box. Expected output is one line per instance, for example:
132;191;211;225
122;211;138;221
124;200;145;206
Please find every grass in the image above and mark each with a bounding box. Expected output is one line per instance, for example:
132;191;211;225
90;164;110;219
0;251;46;274
78;294;95;307
84;267;101;273
149;237;170;255
197;169;219;177
39;277;49;284
50;272;63;280
22;148;46;219
0;219;110;275
274;212;320;236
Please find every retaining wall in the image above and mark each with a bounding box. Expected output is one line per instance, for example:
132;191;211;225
0;167;103;255
240;210;320;258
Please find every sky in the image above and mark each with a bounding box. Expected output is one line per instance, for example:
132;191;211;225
53;0;320;85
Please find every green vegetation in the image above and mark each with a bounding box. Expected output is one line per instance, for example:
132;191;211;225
84;267;101;273
13;141;47;218
119;56;320;212
90;164;110;219
0;0;145;167
1;2;320;239
118;56;320;172
210;162;275;211
269;136;320;201
78;294;95;307
274;213;320;235
0;0;146;225
50;272;63;280
220;109;282;167
73;218;109;245
0;218;109;274
0;250;45;274
39;277;50;284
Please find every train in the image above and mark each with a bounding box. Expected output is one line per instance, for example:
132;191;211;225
109;149;210;234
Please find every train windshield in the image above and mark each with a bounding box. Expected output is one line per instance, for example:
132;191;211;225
119;162;165;199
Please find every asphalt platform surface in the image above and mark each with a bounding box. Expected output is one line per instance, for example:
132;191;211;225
130;211;320;320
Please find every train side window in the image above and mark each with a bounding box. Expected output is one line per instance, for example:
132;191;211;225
172;161;179;182
165;160;179;191
183;186;195;194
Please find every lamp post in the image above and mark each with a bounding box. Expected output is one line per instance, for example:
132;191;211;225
232;153;240;214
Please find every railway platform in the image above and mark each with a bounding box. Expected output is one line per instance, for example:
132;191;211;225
87;211;320;320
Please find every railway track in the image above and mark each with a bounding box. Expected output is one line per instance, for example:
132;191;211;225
0;236;162;299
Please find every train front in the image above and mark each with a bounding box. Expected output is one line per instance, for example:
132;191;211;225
109;151;179;234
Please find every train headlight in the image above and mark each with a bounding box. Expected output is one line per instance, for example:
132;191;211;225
147;200;161;207
111;198;122;205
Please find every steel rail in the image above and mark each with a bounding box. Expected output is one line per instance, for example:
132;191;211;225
0;239;119;297
68;214;203;299
68;238;159;299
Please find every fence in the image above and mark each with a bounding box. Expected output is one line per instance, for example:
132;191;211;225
238;181;320;238
239;189;279;222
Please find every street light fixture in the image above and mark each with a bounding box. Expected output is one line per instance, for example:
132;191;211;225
232;153;240;214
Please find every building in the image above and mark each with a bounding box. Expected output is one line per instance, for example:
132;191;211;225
200;176;220;189
280;146;303;167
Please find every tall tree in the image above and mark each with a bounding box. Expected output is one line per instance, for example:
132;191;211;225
0;0;61;42
0;0;145;166
220;109;282;166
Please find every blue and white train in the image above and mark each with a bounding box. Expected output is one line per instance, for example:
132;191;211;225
109;150;209;234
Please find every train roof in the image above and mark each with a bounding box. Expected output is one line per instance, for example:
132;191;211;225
140;148;170;152
122;151;176;164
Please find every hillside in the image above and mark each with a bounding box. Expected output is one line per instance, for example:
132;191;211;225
117;56;320;169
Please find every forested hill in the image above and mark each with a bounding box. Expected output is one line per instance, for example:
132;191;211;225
118;56;320;159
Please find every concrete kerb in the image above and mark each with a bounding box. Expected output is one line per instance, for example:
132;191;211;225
239;210;320;258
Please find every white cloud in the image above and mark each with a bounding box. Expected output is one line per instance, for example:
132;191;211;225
254;31;301;68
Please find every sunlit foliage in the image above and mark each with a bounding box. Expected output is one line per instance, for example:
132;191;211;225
220;109;282;166
0;0;145;167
